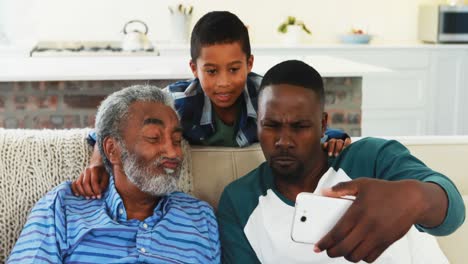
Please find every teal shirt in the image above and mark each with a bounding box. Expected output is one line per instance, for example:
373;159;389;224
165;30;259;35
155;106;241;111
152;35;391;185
217;137;466;263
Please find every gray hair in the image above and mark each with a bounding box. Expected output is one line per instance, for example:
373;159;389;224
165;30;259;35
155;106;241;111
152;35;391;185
95;84;175;175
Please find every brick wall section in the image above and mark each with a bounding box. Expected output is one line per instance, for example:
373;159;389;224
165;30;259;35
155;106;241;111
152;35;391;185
0;80;175;129
0;78;362;136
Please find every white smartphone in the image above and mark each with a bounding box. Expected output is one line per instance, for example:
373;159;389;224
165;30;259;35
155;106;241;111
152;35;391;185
291;192;354;244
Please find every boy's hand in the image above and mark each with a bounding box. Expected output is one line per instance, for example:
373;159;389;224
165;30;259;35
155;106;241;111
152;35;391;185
315;179;447;263
71;145;109;199
323;138;352;157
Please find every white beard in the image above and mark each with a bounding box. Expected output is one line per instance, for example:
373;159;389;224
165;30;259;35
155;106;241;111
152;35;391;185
120;146;181;197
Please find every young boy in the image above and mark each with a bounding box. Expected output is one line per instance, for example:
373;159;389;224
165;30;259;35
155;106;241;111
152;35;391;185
72;11;350;198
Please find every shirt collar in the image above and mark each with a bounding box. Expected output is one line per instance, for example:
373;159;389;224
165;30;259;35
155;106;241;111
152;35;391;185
200;93;213;125
104;176;126;221
104;175;172;222
242;83;257;119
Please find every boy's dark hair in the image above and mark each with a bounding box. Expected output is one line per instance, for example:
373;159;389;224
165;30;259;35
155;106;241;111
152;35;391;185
259;60;324;108
190;11;251;61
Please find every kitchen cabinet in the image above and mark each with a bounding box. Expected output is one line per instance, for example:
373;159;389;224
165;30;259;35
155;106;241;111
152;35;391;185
250;44;468;137
429;50;468;135
324;50;431;136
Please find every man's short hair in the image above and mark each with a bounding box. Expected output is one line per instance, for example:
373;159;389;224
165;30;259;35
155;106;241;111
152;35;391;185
190;11;251;61
259;60;325;109
95;85;174;174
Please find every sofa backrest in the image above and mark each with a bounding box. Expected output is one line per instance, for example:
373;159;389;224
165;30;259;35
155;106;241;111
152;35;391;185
0;129;466;263
191;137;468;209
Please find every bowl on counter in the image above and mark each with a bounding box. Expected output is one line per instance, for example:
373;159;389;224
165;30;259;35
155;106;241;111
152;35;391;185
339;34;372;44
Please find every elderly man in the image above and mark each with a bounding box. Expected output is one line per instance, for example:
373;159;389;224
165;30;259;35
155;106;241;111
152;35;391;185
8;85;220;263
217;60;465;263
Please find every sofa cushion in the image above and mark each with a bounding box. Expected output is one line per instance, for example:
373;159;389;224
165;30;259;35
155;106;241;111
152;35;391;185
191;144;265;209
436;195;468;264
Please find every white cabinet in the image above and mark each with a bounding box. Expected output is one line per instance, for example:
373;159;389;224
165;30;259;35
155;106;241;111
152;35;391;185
327;51;431;136
429;50;468;135
361;70;429;136
312;47;468;136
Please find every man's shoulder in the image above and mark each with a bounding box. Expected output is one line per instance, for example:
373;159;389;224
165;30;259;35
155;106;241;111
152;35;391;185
169;192;216;216
220;162;270;214
224;162;268;194
40;181;75;205
347;137;407;154
353;136;387;146
39;181;107;212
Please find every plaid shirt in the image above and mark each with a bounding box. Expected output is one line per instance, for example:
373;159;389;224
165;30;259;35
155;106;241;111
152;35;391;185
165;72;262;147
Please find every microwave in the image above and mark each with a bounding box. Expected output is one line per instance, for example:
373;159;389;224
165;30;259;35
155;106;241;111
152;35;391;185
418;5;468;43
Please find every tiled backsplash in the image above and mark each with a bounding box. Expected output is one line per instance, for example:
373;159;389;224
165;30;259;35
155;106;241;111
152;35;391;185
0;77;362;136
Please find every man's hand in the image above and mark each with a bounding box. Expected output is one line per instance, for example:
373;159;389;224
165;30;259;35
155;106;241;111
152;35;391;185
315;178;447;263
71;145;109;199
323;138;352;157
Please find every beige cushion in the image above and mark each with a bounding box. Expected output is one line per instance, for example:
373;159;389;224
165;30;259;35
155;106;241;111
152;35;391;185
191;144;265;209
436;195;468;264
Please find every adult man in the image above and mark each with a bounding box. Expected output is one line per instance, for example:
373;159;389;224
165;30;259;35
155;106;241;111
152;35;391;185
8;85;220;263
217;60;465;263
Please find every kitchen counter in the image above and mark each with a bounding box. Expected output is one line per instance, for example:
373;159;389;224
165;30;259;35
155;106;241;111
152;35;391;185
0;55;391;82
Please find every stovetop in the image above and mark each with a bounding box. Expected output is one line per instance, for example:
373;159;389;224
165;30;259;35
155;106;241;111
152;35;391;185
30;41;160;57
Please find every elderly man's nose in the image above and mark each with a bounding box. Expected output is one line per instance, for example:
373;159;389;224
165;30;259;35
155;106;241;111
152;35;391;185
164;139;182;159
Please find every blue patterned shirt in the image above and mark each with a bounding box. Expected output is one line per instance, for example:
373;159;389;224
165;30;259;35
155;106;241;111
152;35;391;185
8;178;220;264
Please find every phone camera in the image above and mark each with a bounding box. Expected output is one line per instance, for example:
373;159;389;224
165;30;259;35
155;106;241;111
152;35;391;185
300;216;307;222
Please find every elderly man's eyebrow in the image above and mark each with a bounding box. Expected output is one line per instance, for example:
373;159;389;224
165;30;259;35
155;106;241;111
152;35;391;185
143;118;164;126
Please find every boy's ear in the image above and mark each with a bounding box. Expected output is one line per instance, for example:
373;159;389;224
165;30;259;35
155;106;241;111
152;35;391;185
103;137;122;166
189;60;198;78
247;55;254;73
321;112;328;136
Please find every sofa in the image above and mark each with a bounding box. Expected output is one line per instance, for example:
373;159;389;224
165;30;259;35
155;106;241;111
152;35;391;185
0;128;466;263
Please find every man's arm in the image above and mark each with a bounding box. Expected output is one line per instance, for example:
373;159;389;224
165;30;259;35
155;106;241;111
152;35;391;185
8;185;67;263
315;139;465;263
373;140;465;235
217;190;261;264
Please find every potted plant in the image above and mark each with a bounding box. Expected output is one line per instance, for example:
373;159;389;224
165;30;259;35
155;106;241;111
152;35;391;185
168;3;194;43
277;16;311;45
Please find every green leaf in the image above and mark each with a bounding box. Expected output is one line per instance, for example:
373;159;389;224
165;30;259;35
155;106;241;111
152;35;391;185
278;23;288;33
300;23;312;34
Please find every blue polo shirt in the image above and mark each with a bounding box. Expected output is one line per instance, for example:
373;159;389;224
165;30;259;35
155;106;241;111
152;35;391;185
8;177;220;263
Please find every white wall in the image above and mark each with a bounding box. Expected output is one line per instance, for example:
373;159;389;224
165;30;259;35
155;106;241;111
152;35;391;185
1;0;466;45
